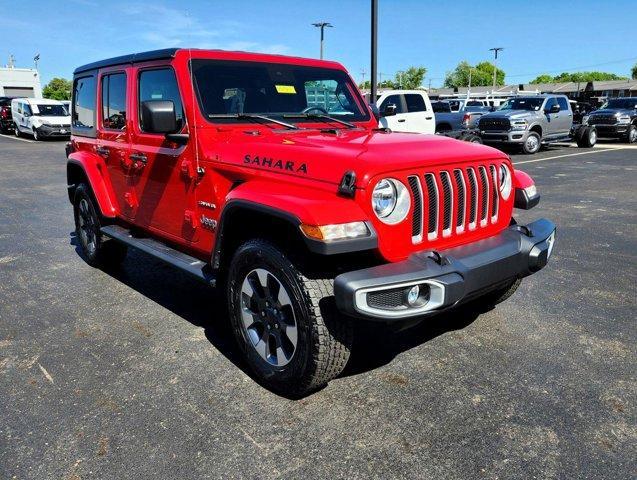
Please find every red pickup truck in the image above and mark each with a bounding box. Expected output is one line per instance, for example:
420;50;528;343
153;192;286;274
67;48;555;394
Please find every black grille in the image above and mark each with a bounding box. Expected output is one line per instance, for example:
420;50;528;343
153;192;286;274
425;174;438;235
468;168;478;225
441;172;453;231
588;114;617;125
479;117;511;131
407;176;422;240
479;167;489;222
367;288;406;310
453;169;465;228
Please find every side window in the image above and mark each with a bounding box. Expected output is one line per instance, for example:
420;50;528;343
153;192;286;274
73;76;96;129
404;94;427;112
23;104;32;116
556;97;569;112
379;94;405;113
101;73;127;130
138;68;184;133
16;102;22;114
544;97;558;112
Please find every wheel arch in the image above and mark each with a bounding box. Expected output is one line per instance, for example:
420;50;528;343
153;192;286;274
67;152;118;218
528;124;542;137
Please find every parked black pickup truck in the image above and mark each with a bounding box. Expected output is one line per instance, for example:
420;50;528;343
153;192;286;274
585;97;637;143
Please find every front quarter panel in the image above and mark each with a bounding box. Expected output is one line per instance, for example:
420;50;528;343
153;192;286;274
67;151;118;217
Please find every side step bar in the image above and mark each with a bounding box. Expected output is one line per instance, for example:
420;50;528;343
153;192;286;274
101;225;216;287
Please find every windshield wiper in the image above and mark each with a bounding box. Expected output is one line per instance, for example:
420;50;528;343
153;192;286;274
283;113;357;129
208;113;299;130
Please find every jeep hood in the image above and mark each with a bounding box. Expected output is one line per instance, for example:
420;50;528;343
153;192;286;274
210;128;506;187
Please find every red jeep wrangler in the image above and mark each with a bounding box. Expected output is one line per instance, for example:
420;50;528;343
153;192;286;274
67;49;555;394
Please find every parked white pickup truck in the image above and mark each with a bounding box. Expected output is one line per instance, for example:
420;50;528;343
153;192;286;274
376;89;435;134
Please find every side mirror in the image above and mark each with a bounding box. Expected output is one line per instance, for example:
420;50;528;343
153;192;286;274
381;104;397;117
141;100;177;134
546;104;560;114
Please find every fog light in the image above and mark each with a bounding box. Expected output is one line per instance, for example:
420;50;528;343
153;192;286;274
406;285;420;306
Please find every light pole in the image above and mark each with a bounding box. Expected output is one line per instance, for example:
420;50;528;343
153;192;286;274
489;47;503;92
312;22;333;59
370;0;378;101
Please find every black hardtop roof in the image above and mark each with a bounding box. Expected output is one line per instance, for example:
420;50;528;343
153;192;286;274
73;48;179;75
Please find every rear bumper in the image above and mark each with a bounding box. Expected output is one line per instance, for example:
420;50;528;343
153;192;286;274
334;218;556;320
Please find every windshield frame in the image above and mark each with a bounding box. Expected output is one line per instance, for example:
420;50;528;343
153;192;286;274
190;59;371;126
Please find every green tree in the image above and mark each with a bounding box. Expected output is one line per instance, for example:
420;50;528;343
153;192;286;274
395;66;427;89
359;79;398;90
529;74;554;84
444;61;505;88
42;78;72;100
631;63;637;80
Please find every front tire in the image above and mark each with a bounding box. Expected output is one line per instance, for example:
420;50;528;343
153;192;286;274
480;278;522;307
626;125;637;144
32;128;39;141
522;132;541;154
73;183;127;267
576;126;597;148
227;239;352;395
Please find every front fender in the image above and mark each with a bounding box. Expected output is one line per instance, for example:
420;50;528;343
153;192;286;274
67;151;118;217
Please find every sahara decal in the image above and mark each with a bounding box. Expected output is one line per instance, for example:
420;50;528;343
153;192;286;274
244;154;308;174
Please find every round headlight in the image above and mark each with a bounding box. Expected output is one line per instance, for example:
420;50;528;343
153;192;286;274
499;164;512;200
372;179;397;218
371;178;411;224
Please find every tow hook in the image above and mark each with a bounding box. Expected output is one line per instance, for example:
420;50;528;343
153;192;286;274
512;224;533;237
426;250;449;266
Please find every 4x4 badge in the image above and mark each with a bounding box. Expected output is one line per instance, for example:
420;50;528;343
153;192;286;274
244;154;307;174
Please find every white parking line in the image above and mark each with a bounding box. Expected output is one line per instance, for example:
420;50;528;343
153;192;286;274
0;133;35;143
513;147;629;165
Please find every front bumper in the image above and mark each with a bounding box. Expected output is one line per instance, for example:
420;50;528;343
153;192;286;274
589;124;629;138
334;218;556;320
480;130;528;143
36;125;71;137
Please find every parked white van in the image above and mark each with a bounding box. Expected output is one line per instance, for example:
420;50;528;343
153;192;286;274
376;90;435;134
11;98;71;140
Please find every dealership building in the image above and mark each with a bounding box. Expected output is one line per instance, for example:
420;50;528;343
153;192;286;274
0;65;42;98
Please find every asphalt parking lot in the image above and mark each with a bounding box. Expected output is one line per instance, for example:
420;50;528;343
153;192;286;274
1;135;635;479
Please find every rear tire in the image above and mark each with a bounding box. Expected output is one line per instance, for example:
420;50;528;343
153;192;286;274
522;132;541;154
576;126;597;148
227;239;352;396
14;124;20;137
73;183;127;267
626;125;637;144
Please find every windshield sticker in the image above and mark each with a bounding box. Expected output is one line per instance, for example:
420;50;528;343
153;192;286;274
275;85;296;94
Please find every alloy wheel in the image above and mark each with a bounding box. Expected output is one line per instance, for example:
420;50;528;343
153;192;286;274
240;268;298;367
77;198;97;255
630;128;637;143
526;135;539;153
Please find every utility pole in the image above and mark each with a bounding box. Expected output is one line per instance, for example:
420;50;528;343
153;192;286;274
428;79;432;92
397;70;404;89
312;22;333;60
34;53;40;71
360;68;367;85
8;54;15;68
489;47;503;92
370;0;378;102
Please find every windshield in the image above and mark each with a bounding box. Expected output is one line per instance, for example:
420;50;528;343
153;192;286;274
498;98;544;111
191;59;370;123
35;104;68;116
600;98;637;110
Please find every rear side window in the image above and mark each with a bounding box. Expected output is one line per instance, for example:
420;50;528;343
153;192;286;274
101;73;127;130
404;94;427;112
73;76;96;131
556;97;569;112
379;94;405;114
138;68;184;133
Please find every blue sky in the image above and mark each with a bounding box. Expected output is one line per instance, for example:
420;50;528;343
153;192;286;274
3;0;636;87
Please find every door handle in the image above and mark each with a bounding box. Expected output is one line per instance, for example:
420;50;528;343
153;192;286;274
397;119;406;123
425;116;433;120
96;146;109;157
